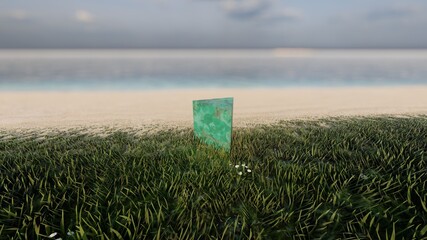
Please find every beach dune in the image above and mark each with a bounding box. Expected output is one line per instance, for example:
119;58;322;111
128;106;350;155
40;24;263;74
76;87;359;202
1;86;427;130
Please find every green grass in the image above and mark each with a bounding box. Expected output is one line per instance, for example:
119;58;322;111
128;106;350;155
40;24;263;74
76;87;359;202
1;116;427;239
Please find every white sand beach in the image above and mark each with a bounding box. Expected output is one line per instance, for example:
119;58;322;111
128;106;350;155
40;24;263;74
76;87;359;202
1;86;427;130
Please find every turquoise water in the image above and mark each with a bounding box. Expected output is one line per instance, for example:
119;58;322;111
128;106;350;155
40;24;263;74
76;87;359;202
1;49;427;90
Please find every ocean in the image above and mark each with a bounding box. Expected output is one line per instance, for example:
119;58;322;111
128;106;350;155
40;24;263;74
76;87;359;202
1;49;427;90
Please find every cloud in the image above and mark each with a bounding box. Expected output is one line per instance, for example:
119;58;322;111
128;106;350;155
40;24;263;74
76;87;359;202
261;8;302;22
218;0;301;22
75;10;94;23
220;0;271;19
9;10;29;20
367;5;419;21
0;10;29;21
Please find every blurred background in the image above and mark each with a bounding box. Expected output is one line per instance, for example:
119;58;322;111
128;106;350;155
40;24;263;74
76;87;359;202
1;0;427;90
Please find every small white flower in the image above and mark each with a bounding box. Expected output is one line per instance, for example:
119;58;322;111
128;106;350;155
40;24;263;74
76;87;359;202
67;231;75;236
48;232;58;238
242;163;246;167
247;169;252;173
245;166;249;169
238;171;243;175
235;165;240;168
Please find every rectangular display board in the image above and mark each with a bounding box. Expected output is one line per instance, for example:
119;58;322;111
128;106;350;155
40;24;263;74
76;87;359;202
192;97;233;151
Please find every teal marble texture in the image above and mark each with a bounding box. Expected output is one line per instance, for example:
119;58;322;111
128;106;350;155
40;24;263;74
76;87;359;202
193;97;233;151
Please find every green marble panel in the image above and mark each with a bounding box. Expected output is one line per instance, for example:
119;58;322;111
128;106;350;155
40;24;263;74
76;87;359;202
193;97;233;151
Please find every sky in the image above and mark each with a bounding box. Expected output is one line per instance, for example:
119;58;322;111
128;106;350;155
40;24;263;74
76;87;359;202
0;0;426;49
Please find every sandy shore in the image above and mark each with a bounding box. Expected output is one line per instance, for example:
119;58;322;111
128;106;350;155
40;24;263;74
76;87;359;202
1;86;427;131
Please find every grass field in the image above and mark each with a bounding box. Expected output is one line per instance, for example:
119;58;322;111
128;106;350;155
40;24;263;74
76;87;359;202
1;116;427;239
